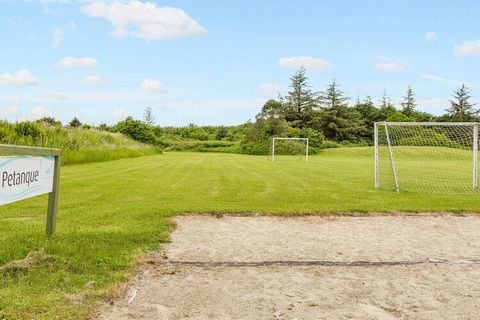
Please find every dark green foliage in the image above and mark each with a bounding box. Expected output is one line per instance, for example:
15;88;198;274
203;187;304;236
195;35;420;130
317;81;366;142
282;67;319;128
353;97;379;141
36;117;62;127
68;117;82;128
240;118;273;155
387;111;414;122
257;99;286;120
14;122;41;138
143;107;155;126
446;84;478;122
400;86;416;117
113;116;158;145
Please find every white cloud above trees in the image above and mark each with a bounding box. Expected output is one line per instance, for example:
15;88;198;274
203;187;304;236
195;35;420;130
278;56;332;71
0;69;38;86
373;56;403;72
141;79;166;93
81;1;207;41
31;106;48;119
455;39;480;56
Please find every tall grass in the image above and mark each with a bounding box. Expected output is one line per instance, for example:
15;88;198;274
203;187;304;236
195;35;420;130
0;121;162;165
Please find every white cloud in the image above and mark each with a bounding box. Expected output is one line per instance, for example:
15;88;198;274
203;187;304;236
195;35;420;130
373;56;403;72
114;108;129;120
4;99;21;116
141;79;166;93
56;56;98;68
45;89;68;100
278;56;332;71
51;21;75;48
374;62;403;72
31;106;48;120
52;27;65;48
83;75;104;85
422;74;453;83
81;1;207;41
425;31;437;42
259;83;285;97
455;39;480;56
0;69;38;86
422;73;480;89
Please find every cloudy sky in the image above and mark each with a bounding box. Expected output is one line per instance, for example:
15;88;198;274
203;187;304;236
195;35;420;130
0;0;479;125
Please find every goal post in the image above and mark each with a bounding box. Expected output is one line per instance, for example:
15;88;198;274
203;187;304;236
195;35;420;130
271;137;309;162
374;122;479;194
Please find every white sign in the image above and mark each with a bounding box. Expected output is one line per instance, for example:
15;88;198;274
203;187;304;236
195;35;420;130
0;156;55;205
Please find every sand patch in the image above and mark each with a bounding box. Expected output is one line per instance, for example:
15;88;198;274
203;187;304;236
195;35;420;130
97;214;480;319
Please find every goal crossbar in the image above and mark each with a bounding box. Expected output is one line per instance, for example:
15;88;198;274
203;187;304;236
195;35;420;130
272;137;309;162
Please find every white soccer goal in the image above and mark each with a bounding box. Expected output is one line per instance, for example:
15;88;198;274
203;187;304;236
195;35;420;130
374;122;479;194
271;137;309;162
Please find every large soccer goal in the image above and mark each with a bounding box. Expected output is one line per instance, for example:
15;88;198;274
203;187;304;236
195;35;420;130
374;122;479;194
271;137;309;162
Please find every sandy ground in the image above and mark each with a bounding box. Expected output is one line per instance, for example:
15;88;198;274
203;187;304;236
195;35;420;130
97;214;480;320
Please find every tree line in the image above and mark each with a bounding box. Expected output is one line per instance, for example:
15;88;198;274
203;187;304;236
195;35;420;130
4;67;477;155
240;67;478;154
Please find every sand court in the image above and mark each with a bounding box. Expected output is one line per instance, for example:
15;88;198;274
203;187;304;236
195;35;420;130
97;214;480;319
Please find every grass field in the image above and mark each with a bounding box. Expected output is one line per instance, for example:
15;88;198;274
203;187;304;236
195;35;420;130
1;147;480;319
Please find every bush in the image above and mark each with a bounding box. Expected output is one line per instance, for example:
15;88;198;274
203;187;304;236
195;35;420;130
0;121;161;165
14;122;41;138
113;117;157;145
165;140;240;153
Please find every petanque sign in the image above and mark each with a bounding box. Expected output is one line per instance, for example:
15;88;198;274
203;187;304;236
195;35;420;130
0;144;61;235
0;156;55;205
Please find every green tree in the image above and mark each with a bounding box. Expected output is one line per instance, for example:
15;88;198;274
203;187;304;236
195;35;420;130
401;86;416;117
283;67;319;128
446;84;478;121
143;107;155;126
378;91;397;121
68;117;82;128
317;80;365;142
257;99;286;120
353;96;380;141
36;117;61;127
114;116;157;144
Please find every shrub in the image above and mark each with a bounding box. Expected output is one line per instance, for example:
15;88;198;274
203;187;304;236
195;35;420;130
113;117;157;145
14;122;41;138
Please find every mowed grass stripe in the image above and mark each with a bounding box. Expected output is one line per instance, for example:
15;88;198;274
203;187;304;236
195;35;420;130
0;149;480;319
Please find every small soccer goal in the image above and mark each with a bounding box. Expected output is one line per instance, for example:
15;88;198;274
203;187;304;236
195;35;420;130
271;137;309;162
374;122;479;194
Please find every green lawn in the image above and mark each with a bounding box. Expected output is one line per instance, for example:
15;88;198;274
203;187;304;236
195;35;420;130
1;148;479;319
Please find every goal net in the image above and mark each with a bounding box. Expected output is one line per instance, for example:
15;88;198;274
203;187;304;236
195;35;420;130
271;138;309;162
375;122;479;194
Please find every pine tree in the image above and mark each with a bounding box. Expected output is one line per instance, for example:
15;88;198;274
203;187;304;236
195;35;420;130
318;80;365;142
353;96;379;141
68;117;82;128
401;86;416;117
143;107;155;126
378;90;397;120
446;84;477;122
283;67;319;128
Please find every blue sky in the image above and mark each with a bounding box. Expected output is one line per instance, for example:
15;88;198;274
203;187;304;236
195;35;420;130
0;0;479;126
